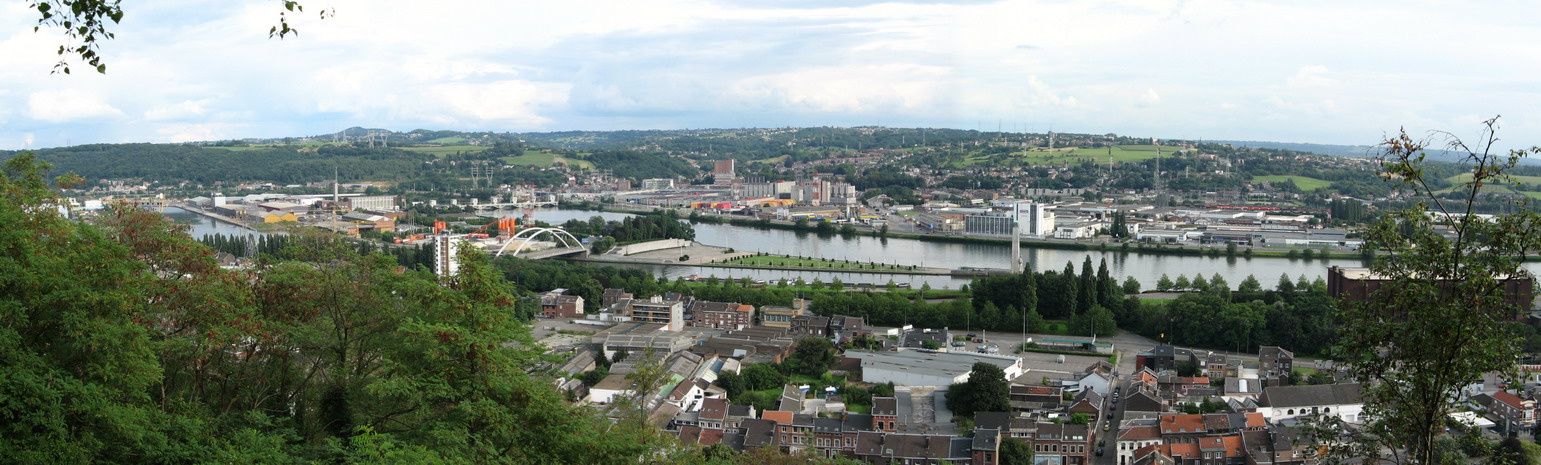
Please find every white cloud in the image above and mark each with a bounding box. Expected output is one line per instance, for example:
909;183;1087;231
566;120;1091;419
2;0;1541;147
1287;65;1339;88
27;89;124;122
428;80;571;126
144;99;211;121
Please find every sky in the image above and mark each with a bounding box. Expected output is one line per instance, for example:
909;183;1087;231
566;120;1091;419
3;0;1540;150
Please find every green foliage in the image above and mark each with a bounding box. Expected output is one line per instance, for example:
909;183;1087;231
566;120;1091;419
1313;121;1541;465
0;154;686;463
1068;413;1089;425
945;363;1011;418
787;337;836;376
1000;438;1035;465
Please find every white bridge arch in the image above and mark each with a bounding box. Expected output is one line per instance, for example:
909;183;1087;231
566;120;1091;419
493;227;584;258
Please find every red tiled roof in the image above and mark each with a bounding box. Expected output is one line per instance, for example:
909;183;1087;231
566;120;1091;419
1160;414;1206;435
1222;435;1244;458
762;410;795;425
1244;413;1266;428
1495;390;1530;410
1118;425;1160;441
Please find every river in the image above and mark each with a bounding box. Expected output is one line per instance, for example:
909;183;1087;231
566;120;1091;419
501;209;1370;289
162;207;271;239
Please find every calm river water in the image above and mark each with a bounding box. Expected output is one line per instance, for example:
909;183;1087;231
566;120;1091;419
505;209;1369;289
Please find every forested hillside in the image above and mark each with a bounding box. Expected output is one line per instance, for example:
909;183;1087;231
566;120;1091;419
0;154;701;463
2;144;433;185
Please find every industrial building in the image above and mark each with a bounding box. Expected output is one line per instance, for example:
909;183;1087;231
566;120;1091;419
844;350;1025;386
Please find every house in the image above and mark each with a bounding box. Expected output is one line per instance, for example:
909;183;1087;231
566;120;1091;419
1068;390;1105;416
852;432;974;464
1196;435;1246;465
1131;368;1160;393
539;291;585;318
1079;371;1114;396
1256;383;1363;422
1117;425;1162;465
791;315;831;336
1123;390;1166;413
1138;346;1197;372
1257;346;1294;386
1203;353;1227;379
973;428;1002;465
1158;414;1209;443
1011;385;1066;412
873;397;899;432
1490;390;1537;430
698;398;728;430
690;301;755;330
626;295;686;331
741;418;778;449
760;305;801;328
1031;422;1093;465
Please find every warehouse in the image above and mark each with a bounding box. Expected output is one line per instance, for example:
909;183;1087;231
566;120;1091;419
844;350;1024;387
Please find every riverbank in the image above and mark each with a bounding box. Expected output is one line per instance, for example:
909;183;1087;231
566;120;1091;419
578;241;955;276
575;202;1367;261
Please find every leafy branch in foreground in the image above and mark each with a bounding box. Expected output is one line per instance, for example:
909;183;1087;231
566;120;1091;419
1312;117;1541;465
27;0;331;74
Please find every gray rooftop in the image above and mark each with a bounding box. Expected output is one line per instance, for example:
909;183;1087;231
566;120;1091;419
845;349;1021;381
1259;383;1363;408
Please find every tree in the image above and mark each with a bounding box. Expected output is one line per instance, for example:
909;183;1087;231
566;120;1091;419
1000;438;1035;465
1157;274;1174;292
1122;276;1141;295
1314;119;1541;465
789;337;835;376
1174;274;1191;291
945;362;1011;417
1189;274;1209;292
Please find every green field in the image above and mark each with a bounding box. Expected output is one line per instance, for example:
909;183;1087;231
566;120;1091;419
753;155;789;164
1252;175;1333;191
500;151;595;170
425;136;466;144
722;255;908;271
402;145;490;157
1435;173;1541;198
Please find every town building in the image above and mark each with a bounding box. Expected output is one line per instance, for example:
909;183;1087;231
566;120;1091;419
689;301;755;331
1256;383;1363;422
539;290;585;318
845;350;1025;387
1326;266;1535;319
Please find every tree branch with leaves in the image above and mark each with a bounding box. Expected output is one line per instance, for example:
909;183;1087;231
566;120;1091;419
1313;117;1541;465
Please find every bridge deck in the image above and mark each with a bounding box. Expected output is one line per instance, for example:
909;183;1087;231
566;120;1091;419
516;246;587;259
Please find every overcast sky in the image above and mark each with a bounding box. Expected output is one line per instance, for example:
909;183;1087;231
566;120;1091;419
3;0;1539;150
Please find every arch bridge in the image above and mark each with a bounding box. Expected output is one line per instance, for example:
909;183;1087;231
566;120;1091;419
493;227;588;259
